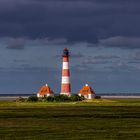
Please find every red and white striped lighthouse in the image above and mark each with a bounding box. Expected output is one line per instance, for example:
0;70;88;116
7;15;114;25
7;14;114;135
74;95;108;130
60;48;71;96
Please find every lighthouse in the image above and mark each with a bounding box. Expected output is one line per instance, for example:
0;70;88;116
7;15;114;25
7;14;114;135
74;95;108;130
60;48;71;96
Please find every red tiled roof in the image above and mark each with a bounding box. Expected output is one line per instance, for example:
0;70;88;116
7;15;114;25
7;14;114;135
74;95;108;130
79;84;95;95
38;84;54;95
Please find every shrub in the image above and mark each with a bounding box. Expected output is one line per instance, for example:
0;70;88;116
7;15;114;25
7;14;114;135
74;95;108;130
94;95;101;99
27;96;38;102
26;94;85;103
70;95;85;101
54;95;70;102
16;97;26;102
46;96;55;102
80;95;85;100
37;97;48;102
38;97;44;102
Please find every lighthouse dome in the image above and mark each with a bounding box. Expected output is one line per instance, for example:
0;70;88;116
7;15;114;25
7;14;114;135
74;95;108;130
63;48;69;57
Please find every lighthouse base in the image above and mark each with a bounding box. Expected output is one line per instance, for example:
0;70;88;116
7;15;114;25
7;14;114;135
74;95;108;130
60;92;71;97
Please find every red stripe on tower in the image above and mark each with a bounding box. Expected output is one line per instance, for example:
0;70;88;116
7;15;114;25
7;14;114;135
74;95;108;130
60;48;71;96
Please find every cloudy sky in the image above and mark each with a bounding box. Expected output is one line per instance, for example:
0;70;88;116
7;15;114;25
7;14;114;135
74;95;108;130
0;0;140;94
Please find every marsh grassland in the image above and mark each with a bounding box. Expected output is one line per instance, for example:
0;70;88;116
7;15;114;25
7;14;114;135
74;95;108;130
0;99;140;140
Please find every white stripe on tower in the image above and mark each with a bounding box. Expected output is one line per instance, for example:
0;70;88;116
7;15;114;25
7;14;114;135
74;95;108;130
62;62;69;69
62;77;70;84
60;48;71;96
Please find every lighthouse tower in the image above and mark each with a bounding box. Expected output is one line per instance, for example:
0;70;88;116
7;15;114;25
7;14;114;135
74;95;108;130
60;48;71;96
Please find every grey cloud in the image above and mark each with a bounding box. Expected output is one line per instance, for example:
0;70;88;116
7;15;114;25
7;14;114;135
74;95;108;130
28;38;67;45
3;37;67;48
94;55;120;59
133;52;140;60
71;64;91;72
70;52;84;58
13;59;26;63
105;62;139;72
127;51;140;63
19;66;57;72
83;58;112;65
6;38;25;49
128;61;140;64
99;36;140;48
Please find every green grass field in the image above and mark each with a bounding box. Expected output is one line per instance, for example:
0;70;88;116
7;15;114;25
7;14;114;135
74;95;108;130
0;99;140;140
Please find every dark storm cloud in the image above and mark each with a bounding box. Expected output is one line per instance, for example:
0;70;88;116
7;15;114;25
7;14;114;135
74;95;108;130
3;37;67;50
6;38;25;50
0;0;140;45
99;36;140;49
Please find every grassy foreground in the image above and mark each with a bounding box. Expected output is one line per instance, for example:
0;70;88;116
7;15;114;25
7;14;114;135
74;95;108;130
0;99;140;140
